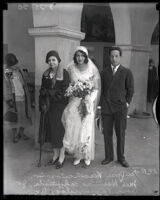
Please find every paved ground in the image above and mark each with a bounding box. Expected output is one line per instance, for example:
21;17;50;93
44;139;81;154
3;107;159;196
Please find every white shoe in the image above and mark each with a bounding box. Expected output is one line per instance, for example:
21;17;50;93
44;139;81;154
73;159;81;166
84;159;91;166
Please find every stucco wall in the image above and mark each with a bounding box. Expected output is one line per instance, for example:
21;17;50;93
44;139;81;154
129;3;158;46
3;3;35;72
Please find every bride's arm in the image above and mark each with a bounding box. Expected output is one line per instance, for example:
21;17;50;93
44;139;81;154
85;67;101;114
92;70;101;113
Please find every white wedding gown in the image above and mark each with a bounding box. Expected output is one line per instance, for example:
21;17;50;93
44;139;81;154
62;60;101;161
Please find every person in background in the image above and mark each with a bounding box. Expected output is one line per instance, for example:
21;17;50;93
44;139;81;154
4;53;32;143
147;59;158;103
38;50;69;169
100;46;134;168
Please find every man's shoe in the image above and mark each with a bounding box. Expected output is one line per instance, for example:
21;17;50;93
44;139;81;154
101;159;113;165
119;160;129;168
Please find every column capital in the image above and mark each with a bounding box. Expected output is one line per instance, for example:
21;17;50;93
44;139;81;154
28;26;85;41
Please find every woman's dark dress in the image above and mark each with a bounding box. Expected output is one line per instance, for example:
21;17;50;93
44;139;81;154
39;69;69;148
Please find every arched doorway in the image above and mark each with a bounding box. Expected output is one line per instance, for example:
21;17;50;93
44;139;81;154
80;3;115;72
147;22;159;112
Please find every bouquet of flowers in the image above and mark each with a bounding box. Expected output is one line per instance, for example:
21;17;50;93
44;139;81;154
65;79;94;120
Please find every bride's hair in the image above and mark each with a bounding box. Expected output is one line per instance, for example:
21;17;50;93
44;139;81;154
73;50;89;65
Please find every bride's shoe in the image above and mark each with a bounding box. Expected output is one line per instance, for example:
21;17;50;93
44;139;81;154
84;159;91;166
73;158;81;166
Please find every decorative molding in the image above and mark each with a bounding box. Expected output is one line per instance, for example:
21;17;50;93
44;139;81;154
116;44;152;52
28;26;85;41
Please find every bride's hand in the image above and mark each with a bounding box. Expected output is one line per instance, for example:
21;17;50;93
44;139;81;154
84;94;90;102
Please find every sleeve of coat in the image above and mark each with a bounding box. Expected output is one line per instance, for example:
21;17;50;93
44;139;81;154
99;70;104;107
59;69;70;97
39;76;48;112
125;69;134;104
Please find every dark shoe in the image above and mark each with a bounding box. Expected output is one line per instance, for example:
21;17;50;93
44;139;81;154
19;127;29;140
21;133;30;140
47;157;59;166
13;135;19;143
56;160;65;169
101;159;113;165
118;160;129;168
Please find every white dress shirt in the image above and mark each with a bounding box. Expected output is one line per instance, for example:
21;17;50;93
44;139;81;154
111;64;120;74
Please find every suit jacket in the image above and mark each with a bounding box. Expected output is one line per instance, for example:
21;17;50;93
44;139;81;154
100;65;134;114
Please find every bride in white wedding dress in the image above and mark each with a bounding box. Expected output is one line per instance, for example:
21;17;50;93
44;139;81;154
62;46;101;166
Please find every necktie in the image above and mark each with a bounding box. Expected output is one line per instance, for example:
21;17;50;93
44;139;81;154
112;66;116;75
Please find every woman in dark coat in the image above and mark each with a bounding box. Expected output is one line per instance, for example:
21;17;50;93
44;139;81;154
147;59;158;103
39;50;69;169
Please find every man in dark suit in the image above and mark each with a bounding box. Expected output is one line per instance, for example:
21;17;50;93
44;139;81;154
100;46;134;167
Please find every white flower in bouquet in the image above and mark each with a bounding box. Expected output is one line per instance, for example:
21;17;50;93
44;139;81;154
65;79;94;120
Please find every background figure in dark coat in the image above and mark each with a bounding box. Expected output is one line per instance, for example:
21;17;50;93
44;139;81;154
100;46;134;168
39;50;69;169
147;59;158;103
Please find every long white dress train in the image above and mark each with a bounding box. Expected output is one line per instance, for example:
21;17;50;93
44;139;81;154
62;59;101;161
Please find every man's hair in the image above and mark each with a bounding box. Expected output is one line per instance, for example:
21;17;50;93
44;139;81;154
109;46;122;56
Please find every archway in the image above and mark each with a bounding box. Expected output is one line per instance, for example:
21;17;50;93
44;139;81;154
80;3;115;72
146;22;159;113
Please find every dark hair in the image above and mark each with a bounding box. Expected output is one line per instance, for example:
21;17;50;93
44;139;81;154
73;50;89;65
5;53;18;67
45;50;61;64
109;46;122;56
149;58;154;65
